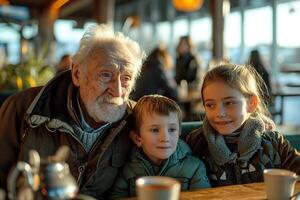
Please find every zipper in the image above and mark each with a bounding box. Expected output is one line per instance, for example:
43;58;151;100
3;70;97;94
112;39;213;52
75;134;104;189
234;162;242;184
72;119;126;187
57;129;89;188
77;162;87;187
21;126;30;142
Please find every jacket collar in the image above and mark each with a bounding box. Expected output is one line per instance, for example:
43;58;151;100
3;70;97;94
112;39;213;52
132;139;191;170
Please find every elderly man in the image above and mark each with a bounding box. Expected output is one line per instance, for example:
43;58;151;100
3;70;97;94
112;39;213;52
0;25;145;199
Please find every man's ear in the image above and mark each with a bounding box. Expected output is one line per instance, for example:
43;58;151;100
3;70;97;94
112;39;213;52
248;95;258;113
71;63;80;87
130;130;142;147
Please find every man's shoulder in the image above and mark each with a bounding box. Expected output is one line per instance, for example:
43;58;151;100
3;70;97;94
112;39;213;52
16;86;43;98
3;87;42;109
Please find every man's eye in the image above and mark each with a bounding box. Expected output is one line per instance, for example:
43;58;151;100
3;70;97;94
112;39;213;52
99;72;113;83
121;75;132;86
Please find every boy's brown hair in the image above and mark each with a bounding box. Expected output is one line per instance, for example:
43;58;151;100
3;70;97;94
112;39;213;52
133;94;182;134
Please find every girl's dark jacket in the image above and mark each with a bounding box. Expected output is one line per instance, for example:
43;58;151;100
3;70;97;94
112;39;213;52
186;118;300;187
0;71;134;199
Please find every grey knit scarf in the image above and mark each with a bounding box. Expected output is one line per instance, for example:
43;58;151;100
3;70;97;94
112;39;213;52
203;116;264;166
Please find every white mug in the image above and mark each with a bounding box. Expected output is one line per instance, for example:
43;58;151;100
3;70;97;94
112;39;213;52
136;176;181;200
264;169;299;200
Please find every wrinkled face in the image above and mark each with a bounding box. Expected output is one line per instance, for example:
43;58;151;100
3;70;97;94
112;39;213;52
134;112;179;166
203;79;254;135
72;41;136;123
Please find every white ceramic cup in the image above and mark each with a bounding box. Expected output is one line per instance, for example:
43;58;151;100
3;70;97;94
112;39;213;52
136;176;181;200
264;169;299;200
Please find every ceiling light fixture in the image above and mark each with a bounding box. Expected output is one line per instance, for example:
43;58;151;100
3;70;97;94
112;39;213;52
0;0;9;5
172;0;204;12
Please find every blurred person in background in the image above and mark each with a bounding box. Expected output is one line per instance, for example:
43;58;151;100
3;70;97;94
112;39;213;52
56;54;72;75
0;24;145;199
131;45;178;101
248;49;272;95
175;35;202;89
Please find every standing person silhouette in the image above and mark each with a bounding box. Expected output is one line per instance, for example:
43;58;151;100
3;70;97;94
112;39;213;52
131;45;178;101
248;49;272;94
175;36;201;87
175;36;202;120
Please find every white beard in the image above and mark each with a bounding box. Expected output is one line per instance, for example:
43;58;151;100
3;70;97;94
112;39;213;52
86;96;127;123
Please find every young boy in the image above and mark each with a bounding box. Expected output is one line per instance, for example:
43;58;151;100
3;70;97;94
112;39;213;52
109;95;210;199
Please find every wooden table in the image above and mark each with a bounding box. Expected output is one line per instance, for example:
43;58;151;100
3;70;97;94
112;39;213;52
178;182;300;200
125;182;300;200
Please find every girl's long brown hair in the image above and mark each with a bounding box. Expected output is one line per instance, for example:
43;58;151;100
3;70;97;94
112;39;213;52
201;64;275;130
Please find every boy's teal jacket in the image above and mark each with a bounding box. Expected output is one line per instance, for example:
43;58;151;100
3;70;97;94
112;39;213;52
109;139;211;199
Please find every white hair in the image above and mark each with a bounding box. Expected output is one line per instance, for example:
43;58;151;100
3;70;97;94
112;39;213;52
73;24;146;77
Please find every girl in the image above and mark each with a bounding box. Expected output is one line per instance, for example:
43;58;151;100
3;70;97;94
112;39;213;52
186;64;300;187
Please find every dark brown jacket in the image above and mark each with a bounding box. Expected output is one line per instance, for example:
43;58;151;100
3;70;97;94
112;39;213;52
0;72;134;199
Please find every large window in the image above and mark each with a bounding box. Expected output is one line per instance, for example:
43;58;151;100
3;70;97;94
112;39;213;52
173;18;189;45
190;17;212;68
225;5;273;66
244;6;273;68
0;24;20;64
277;1;300;64
140;22;154;53
190;17;211;45
224;11;241;63
156;21;172;46
244;7;272;47
54;20;86;61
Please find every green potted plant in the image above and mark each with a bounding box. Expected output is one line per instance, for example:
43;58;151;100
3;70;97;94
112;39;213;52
0;44;54;92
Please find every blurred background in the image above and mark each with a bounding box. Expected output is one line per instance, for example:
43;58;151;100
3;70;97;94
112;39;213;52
0;0;299;129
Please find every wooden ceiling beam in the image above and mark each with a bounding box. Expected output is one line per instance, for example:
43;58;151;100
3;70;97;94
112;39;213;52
59;0;92;18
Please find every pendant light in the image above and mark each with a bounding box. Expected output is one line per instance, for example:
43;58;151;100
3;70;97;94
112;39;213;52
172;0;204;12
